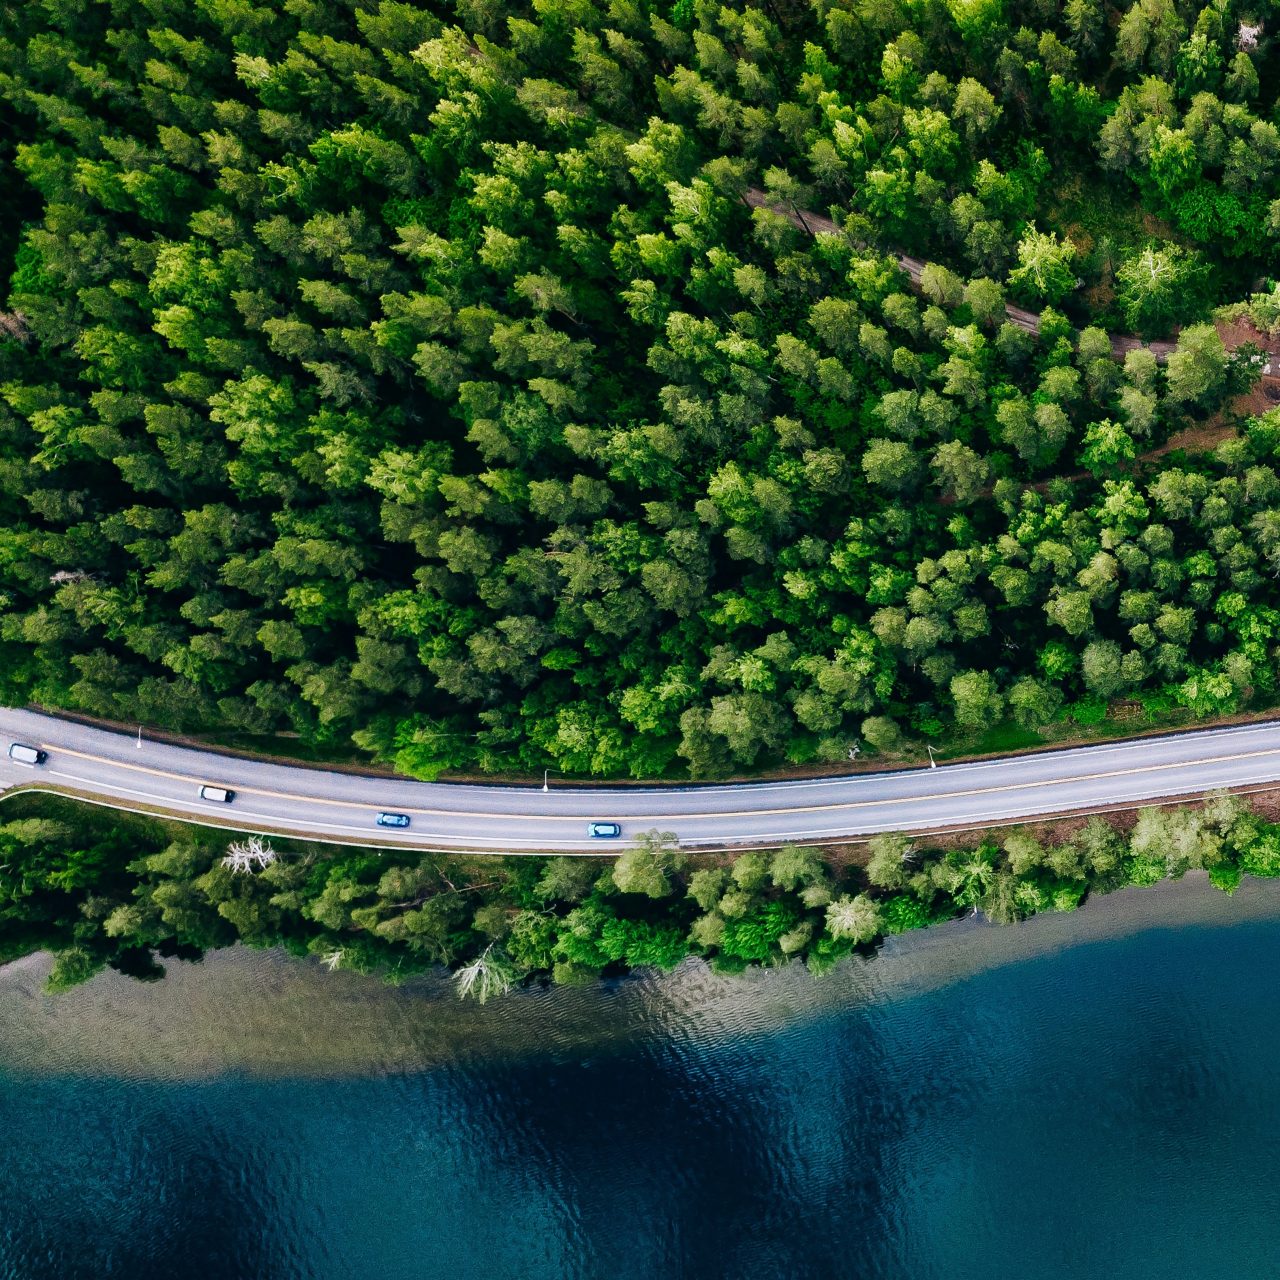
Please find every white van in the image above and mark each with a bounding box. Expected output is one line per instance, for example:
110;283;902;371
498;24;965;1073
8;743;47;766
199;785;235;803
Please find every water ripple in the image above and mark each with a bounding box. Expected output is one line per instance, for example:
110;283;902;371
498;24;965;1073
7;876;1280;1278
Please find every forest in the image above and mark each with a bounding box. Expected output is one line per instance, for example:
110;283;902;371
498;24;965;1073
2;0;1280;781
2;792;1275;999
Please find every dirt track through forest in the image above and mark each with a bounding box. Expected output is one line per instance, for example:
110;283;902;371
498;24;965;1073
743;188;1182;363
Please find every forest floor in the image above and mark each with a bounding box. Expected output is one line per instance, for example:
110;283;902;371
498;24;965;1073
745;191;1280;379
979;313;1278;502
742;188;1180;359
1216;314;1280;414
1132;315;1280;464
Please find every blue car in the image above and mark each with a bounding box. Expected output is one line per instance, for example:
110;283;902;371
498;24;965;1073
376;812;411;829
587;822;622;839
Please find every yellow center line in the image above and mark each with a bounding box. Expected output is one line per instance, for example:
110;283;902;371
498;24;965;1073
37;741;1280;822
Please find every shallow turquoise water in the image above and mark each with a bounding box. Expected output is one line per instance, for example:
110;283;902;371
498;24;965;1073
3;874;1280;1279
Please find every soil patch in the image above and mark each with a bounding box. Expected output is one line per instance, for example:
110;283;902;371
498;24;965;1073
1142;417;1238;461
1215;314;1280;419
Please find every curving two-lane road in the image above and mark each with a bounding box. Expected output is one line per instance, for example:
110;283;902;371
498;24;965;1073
2;707;1280;853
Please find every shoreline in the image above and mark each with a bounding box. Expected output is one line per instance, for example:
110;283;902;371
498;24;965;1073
2;872;1277;1082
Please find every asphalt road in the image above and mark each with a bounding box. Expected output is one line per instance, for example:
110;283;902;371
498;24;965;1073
2;707;1280;853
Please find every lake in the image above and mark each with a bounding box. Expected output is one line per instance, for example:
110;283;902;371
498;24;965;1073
3;872;1280;1279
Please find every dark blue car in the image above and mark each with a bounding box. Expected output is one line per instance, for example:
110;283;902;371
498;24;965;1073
376;812;411;829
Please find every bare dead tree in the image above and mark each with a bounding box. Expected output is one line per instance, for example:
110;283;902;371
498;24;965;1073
222;836;278;873
453;944;516;1004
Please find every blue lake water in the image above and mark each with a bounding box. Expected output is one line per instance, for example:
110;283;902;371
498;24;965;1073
3;873;1280;1279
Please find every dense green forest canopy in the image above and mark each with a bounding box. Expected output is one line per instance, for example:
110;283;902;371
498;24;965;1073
2;0;1280;780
